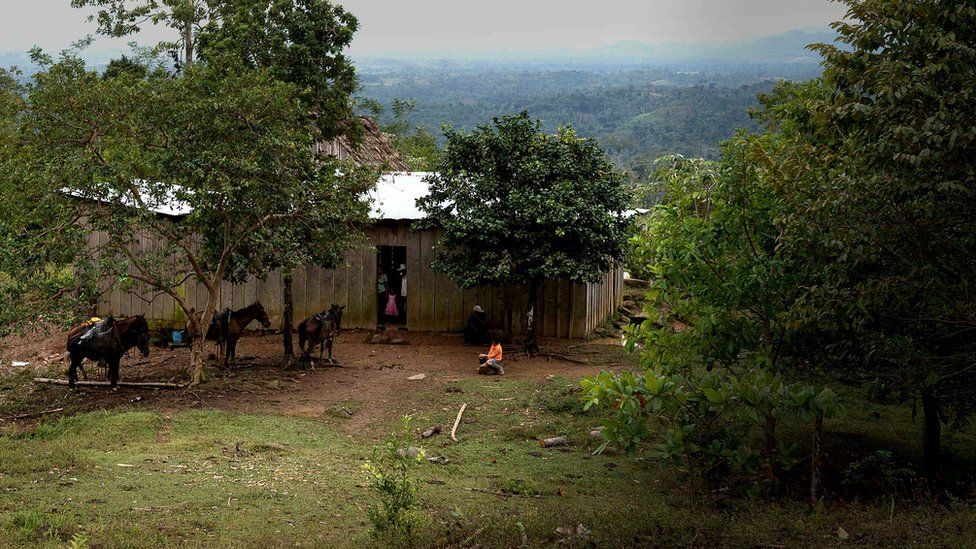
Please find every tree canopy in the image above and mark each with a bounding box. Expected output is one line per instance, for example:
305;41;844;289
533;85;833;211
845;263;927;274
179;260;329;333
591;0;976;493
2;51;374;383
418;112;629;349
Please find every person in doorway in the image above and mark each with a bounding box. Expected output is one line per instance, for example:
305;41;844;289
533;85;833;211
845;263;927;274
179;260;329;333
462;305;489;345
478;336;504;375
384;289;399;326
377;266;388;323
398;264;407;323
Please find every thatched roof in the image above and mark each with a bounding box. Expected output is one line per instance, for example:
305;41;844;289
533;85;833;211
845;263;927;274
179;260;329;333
316;117;411;171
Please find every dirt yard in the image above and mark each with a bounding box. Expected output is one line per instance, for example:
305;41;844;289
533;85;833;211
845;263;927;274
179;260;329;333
0;328;628;435
2;328;974;548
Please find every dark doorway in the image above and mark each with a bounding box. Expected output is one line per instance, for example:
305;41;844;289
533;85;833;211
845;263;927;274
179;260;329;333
377;246;407;328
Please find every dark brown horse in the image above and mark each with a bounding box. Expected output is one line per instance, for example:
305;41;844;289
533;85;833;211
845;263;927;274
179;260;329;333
298;304;344;367
186;302;271;367
67;316;151;388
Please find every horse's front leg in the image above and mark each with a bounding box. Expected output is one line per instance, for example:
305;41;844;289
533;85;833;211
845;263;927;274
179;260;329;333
327;339;335;365
227;339;237;368
68;354;82;389
108;357;121;388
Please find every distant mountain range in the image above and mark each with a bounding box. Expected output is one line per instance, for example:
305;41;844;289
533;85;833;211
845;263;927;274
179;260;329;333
353;29;839;71
2;28;839;77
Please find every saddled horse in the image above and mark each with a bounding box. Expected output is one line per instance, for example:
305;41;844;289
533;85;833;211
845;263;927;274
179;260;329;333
66;316;151;388
186;302;271;367
298;304;344;367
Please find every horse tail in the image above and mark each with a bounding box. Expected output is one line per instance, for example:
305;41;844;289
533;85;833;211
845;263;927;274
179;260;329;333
298;320;307;352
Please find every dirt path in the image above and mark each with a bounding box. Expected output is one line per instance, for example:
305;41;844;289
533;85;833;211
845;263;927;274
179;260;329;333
1;329;631;436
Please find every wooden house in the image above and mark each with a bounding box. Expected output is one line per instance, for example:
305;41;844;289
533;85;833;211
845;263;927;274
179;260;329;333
91;120;623;337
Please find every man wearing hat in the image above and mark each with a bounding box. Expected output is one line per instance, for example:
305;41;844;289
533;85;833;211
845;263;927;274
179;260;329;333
462;305;489;346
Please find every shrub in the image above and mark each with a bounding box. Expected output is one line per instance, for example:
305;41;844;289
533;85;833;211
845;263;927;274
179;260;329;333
363;417;430;544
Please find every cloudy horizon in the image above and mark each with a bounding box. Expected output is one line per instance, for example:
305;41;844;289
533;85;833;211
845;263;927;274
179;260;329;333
0;0;848;57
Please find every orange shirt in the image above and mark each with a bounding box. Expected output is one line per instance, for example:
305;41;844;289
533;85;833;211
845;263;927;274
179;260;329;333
487;343;503;362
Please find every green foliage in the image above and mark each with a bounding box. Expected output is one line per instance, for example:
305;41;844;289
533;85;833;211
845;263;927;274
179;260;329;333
382;98;442;171
70;0;211;69
0;66;100;333
1;51;374;382
198;0;360;143
606;0;976;493
418;113;629;290
363;417;429;544
801;0;976;439
582;367;837;502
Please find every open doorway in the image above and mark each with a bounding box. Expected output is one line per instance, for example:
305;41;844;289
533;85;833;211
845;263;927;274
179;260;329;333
376;246;407;329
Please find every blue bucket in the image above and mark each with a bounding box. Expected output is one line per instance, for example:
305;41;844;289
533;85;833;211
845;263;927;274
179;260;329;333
172;330;186;345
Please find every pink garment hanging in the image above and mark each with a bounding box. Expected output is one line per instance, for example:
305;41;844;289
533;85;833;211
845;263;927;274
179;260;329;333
385;293;399;317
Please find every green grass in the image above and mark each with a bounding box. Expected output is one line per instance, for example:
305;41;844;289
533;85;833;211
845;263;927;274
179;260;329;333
0;375;975;547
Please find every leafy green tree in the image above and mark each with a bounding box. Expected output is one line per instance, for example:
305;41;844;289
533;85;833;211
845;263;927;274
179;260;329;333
599;0;975;494
418;113;629;352
0;68;101;333
197;0;360;143
8;52;365;384
196;0;366;358
803;0;976;482
382;99;441;171
71;0;211;68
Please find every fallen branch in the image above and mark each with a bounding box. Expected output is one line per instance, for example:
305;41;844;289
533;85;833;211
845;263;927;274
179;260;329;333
0;407;65;422
33;378;187;390
539;353;589;365
451;402;468;442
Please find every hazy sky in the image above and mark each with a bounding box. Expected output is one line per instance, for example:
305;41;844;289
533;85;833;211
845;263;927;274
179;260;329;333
0;0;848;55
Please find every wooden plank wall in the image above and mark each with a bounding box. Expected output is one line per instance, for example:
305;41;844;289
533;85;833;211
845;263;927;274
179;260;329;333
94;221;623;338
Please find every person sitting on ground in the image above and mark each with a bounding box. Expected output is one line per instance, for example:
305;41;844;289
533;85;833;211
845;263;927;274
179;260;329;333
462;305;489;345
478;336;504;375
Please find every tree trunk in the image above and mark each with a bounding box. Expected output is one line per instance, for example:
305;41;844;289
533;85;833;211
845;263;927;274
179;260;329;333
189;314;210;385
183;20;194;67
189;288;217;385
762;411;778;483
810;410;823;506
921;389;942;486
282;273;295;358
525;279;540;356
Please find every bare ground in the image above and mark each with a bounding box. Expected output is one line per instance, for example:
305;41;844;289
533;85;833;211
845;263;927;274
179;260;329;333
0;328;631;435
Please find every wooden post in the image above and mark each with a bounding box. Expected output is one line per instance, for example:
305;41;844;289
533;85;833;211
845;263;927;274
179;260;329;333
283;273;295;358
810;410;823;506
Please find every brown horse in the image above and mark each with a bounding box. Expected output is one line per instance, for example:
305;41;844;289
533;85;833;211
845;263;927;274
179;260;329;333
298;304;344;367
66;316;151;388
186;302;271;367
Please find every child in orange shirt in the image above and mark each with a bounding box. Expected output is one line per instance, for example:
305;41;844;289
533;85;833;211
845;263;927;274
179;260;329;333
478;336;504;375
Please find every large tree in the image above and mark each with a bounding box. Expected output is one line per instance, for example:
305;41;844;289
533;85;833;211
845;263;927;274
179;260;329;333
601;0;976;490
70;0;211;68
804;0;976;482
418;113;629;352
73;0;368;360
7;52;372;384
197;0;365;358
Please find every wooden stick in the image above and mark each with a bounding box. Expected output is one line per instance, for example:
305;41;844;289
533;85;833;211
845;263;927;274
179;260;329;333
540;436;569;448
539;353;589;365
0;407;65;421
451;402;468;442
33;378;187;389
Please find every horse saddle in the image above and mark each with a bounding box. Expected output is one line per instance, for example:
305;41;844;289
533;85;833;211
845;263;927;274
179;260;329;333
78;317;122;353
208;309;232;341
313;311;333;323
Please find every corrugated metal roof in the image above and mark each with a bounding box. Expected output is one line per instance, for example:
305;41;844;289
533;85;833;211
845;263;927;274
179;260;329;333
69;173;433;221
369;172;431;220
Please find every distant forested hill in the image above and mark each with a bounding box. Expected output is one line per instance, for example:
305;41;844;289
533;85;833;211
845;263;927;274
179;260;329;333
358;66;778;179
